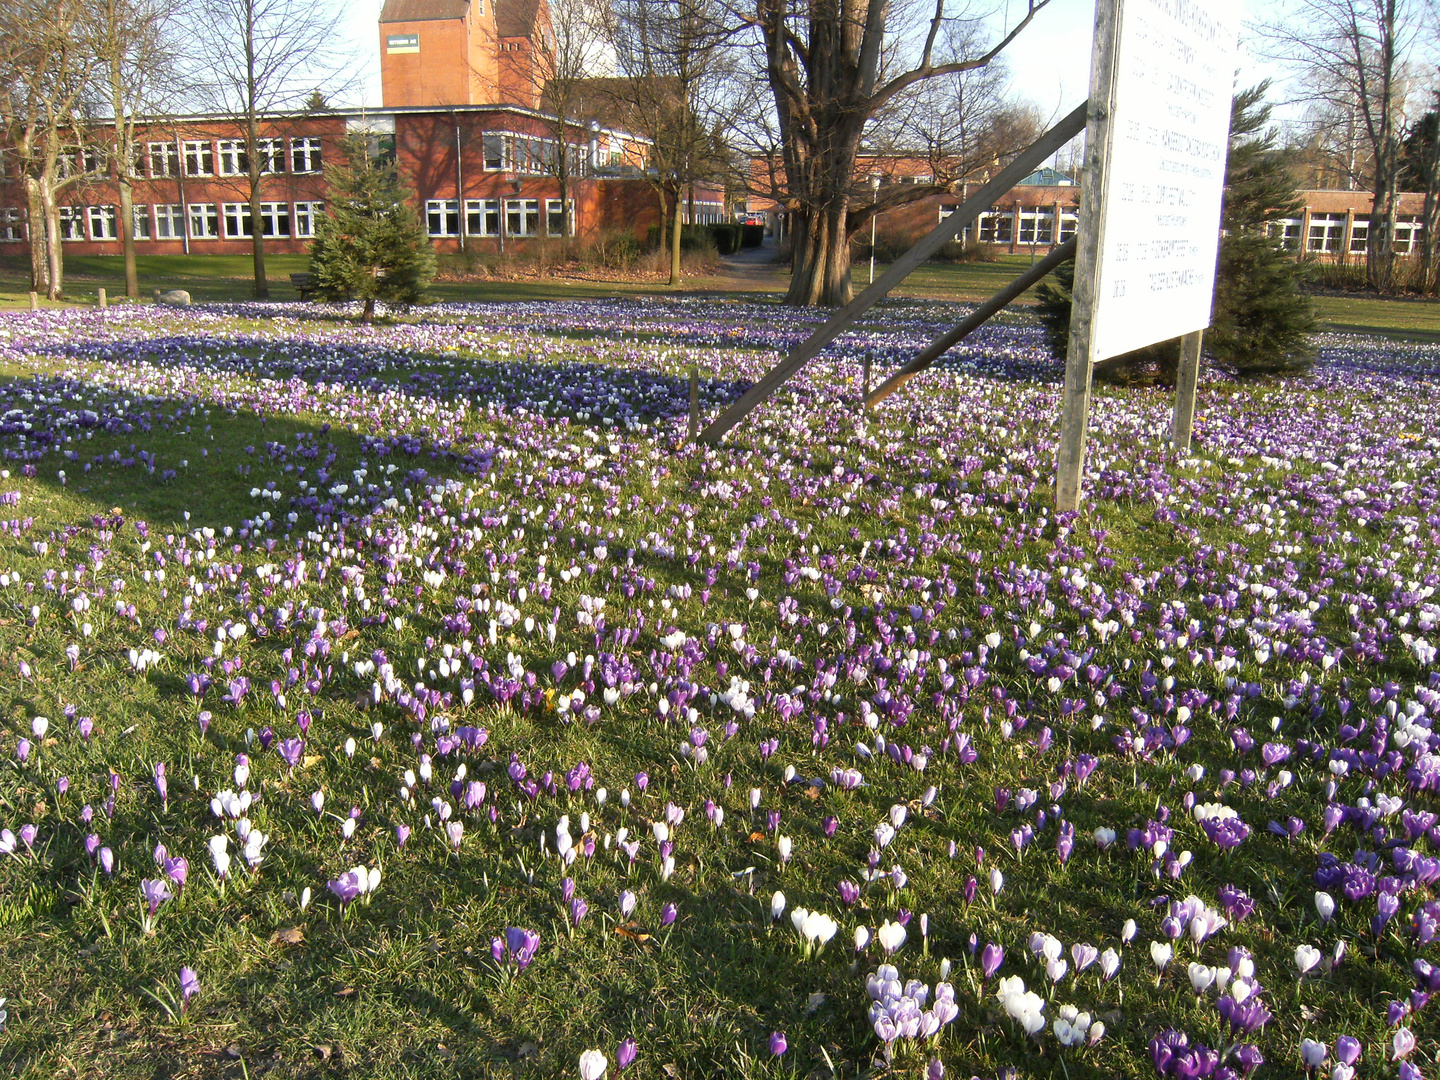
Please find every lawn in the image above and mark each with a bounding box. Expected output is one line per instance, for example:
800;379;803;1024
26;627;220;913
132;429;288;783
0;298;1437;1080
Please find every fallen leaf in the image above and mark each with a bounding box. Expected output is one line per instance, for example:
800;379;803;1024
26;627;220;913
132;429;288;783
301;755;322;769
614;922;651;943
748;831;765;843
313;1045;333;1062
271;927;305;946
518;1042;539;1059
334;986;355;998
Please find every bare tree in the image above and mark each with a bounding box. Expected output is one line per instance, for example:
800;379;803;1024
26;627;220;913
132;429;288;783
0;0;103;299
738;0;1051;306
1265;0;1431;291
521;0;612;260
89;0;188;300
188;0;353;298
610;0;736;285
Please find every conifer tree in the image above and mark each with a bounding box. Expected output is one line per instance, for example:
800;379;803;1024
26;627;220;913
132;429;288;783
1036;83;1315;382
308;135;435;322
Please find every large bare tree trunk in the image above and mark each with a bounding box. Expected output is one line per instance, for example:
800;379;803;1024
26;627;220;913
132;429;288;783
111;48;139;299
41;189;64;300
245;4;269;300
669;189;682;286
24;180;48;294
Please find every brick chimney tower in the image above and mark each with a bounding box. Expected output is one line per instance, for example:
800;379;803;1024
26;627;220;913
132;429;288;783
379;0;550;109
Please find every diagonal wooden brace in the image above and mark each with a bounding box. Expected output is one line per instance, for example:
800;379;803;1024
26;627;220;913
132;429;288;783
864;236;1077;408
697;101;1089;445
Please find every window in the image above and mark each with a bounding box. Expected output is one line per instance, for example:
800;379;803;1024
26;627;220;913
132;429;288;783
154;204;185;240
426;199;460;237
1017;206;1055;246
258;201;291;237
188;202;219;239
88;205;118;241
977;210;1012;245
1348;221;1368;254
465;198;500;236
1395;215;1422;255
59;207;84;240
132;205;152;241
482;134;505;171
1268;218;1302;251
294;201;323;238
218;140;248;176
82;148;104;174
149;142;180;178
546;198;575;236
256;138;286;174
291;137;322;173
184;141;214;176
1058;210;1078;243
0;207;23;242
222;202;253;237
1307;213;1345;253
506;198;540;237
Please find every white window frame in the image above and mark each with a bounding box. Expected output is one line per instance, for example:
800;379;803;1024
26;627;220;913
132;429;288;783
1307;213;1345;254
256;138;286;175
148;142;180;178
0;207;23;242
1395;215;1422;256
977;210;1012;245
545;198;576;237
184;140;214;177
1017;206;1055;246
59;206;85;241
258;201;291;237
1348;220;1369;254
188;203;219;239
293;201;323;238
132;205;152;241
218;140;247;176
88;205;118;241
426;199;460;237
154;204;185;240
222;202;252;238
1269;218;1302;251
505;198;540;237
465;198;501;236
291;137;323;174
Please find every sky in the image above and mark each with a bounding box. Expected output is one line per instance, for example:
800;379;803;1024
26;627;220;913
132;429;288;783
337;0;1289;120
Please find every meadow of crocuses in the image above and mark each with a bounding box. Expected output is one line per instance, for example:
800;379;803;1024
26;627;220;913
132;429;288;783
0;297;1436;1080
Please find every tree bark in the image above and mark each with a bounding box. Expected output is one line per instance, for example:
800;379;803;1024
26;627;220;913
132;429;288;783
111;47;140;299
41;187;64;301
245;1;268;300
670;188;682;286
785;198;854;307
24;179;48;294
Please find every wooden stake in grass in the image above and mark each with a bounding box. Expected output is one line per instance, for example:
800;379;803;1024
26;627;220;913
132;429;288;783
862;352;871;408
98;288;107;310
29;291;38;312
688;367;700;443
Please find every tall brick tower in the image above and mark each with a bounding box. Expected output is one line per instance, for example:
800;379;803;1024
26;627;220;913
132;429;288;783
379;0;551;109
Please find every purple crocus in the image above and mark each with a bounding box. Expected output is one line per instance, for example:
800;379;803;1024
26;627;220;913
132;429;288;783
505;927;539;970
981;942;1004;979
179;966;200;1006
660;902;677;927
571;897;589;927
277;738;305;770
769;1031;787;1056
616;1038;637;1071
141;878;172;918
327;871;363;908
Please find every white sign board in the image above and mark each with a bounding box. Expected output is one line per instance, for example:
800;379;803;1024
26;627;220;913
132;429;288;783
1087;0;1243;361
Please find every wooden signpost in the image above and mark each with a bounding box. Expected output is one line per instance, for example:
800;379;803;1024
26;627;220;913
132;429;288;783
696;0;1241;519
1057;0;1242;510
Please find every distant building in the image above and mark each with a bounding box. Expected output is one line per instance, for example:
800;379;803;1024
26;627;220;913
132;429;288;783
0;0;726;261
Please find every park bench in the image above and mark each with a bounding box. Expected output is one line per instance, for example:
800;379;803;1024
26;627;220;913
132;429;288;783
290;272;318;300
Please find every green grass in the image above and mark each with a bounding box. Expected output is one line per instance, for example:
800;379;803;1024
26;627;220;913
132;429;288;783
0;305;1434;1079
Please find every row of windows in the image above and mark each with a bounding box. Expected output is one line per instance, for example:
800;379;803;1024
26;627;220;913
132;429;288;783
479;133;588;176
1271;213;1424;255
942;205;1079;246
426;198;574;238
0;202;324;243
45;138;325;180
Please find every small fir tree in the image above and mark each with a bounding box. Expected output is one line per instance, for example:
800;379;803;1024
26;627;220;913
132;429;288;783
308;135;435;323
1036;82;1316;382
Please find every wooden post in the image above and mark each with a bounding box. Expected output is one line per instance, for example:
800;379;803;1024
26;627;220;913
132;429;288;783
1055;0;1121;515
97;287;107;309
1172;330;1203;453
688;367;699;442
29;291;39;312
698;102;1089;445
862;352;871;405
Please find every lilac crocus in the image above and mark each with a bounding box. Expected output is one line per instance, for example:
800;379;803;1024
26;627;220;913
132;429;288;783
660;902;678;927
615;1038;637;1071
769;1031;787;1056
179;966;200;1006
327;871;363;908
571;897;588;927
981;942;1004;979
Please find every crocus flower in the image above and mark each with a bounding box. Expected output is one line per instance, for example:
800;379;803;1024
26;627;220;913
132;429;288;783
179;966;200;1006
769;1031;786;1056
616;1038;637;1070
578;1049;608;1079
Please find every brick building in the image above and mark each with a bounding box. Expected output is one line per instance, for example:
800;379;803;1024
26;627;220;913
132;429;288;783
0;0;725;261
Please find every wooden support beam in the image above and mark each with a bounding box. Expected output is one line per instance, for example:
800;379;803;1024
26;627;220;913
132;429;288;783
687;367;699;442
1171;330;1203;453
1055;0;1121;514
865;237;1076;408
698;101;1090;445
